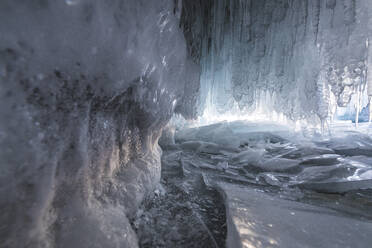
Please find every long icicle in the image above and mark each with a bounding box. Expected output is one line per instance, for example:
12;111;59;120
355;84;360;128
367;37;372;123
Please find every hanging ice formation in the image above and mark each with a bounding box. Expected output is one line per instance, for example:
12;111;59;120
195;0;372;128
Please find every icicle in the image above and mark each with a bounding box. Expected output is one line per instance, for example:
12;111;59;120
369;96;372;123
320;118;326;136
367;38;372;123
355;84;360;128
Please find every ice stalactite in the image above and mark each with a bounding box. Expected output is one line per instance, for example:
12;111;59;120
193;0;371;128
365;0;372;124
367;39;372;123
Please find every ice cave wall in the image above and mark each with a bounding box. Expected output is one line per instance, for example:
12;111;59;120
0;0;199;247
192;0;372;125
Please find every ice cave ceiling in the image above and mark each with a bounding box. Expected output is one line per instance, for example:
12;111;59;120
1;0;372;248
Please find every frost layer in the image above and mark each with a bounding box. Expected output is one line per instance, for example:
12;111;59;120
0;1;199;247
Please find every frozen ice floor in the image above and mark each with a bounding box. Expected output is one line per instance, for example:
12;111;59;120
220;183;372;248
131;150;227;248
135;121;372;247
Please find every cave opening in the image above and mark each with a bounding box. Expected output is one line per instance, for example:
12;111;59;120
1;0;372;248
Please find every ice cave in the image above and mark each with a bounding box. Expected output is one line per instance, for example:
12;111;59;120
1;0;372;247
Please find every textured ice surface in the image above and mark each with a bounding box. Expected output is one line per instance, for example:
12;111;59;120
219;183;372;248
0;1;199;247
132;149;227;248
2;1;372;247
184;0;372;126
174;121;372;247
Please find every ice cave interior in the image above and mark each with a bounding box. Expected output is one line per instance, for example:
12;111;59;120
1;0;372;248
